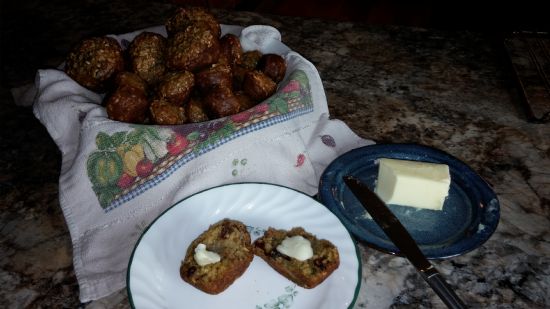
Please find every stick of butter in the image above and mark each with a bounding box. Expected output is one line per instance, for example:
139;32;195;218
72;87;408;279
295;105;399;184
374;158;451;210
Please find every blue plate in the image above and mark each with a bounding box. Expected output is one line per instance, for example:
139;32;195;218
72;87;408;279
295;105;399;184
318;143;500;259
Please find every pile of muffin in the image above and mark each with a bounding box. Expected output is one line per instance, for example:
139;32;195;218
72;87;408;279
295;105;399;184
64;7;287;125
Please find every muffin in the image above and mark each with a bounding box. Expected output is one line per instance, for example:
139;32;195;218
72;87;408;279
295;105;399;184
231;65;251;91
234;91;256;112
253;227;340;289
185;96;210;123
156;71;195;106
180;219;253;294
166;25;220;72
65;36;125;92
258;54;287;83
240;50;262;70
203;86;241;118
113;71;148;94
242;70;277;101
195;62;233;93
105;85;149;124
219;33;243;67
149;98;186;125
165;6;221;38
128;31;167;86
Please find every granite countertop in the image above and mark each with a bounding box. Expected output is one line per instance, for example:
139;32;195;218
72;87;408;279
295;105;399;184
1;1;549;308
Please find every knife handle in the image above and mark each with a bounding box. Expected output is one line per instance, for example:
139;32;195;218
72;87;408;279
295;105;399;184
422;268;466;309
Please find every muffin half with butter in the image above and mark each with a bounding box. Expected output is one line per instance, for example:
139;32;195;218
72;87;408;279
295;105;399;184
253;227;340;289
180;219;253;294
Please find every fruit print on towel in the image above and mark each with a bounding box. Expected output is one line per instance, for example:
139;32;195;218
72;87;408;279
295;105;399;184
87;70;313;212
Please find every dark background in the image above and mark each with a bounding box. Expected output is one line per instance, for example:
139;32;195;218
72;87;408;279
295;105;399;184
1;0;548;88
174;0;549;31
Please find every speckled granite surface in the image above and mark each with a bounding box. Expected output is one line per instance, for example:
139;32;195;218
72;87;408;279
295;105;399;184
1;1;549;308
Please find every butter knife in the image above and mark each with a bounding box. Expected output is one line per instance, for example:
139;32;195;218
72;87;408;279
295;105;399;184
343;175;466;309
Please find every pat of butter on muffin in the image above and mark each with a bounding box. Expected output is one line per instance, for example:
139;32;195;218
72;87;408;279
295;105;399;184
276;235;313;261
374;158;451;210
194;243;221;266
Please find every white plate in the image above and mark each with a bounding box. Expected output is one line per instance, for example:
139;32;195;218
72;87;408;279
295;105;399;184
127;183;360;309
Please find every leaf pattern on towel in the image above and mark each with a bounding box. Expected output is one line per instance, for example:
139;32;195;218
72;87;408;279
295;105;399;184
86;70;314;212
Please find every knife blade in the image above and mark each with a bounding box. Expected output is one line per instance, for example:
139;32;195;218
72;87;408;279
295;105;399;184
343;175;466;309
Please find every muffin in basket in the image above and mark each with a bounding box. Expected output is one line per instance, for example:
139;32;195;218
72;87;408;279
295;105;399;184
180;218;253;294
253;227;340;289
64;36;125;93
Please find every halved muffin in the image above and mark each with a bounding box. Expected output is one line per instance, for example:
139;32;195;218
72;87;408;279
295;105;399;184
253;227;340;289
180;218;253;294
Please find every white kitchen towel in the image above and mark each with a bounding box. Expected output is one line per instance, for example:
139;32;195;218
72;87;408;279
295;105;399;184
20;24;373;302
